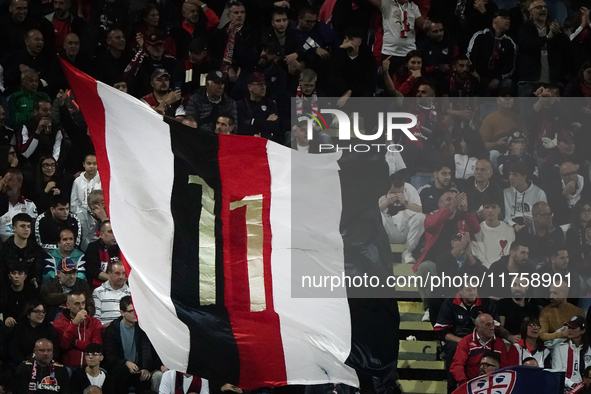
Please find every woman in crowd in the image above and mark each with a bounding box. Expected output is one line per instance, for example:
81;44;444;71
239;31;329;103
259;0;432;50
136;4;177;57
34;156;71;213
384;50;425;97
8;301;59;367
507;316;551;367
454;131;488;181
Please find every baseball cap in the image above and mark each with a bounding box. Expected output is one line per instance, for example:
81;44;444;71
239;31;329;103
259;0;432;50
565;315;586;329
146;32;165;45
557;129;575;142
151;68;170;80
60;258;77;272
206;70;225;83
189;37;208;53
247;72;265;85
507;130;526;144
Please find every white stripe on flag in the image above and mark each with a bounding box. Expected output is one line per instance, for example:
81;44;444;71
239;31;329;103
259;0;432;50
96;83;191;372
266;142;359;386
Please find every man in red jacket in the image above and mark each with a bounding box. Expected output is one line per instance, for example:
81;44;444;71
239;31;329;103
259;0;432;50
54;290;103;369
450;313;508;387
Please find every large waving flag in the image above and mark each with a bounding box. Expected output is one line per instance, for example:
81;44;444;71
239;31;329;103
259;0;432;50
61;61;398;389
452;366;565;394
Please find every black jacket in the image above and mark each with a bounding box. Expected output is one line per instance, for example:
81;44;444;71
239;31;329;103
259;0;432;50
328;46;376;98
0;235;45;282
34;211;81;251
467;28;517;80
517;21;572;83
237;97;281;141
71;367;114;394
16;359;70;394
103;316;153;372
9;321;60;366
85;239;120;286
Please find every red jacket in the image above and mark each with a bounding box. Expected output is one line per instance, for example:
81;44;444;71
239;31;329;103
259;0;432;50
412;208;480;272
53;310;103;367
450;330;508;385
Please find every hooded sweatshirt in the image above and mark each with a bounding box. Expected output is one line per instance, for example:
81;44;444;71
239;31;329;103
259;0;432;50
503;182;547;227
54;308;103;367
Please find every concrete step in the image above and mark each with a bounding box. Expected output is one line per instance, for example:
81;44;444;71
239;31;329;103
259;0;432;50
398;360;444;370
393;263;419;293
398;340;438;361
398;301;426;322
400;321;433;331
398;380;446;394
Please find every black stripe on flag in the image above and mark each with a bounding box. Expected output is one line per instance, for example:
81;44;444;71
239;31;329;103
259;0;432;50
168;119;240;384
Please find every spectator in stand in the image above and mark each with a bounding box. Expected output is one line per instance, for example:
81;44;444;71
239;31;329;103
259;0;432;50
141;69;183;116
0;169;38;243
547;162;591;225
79;190;108;252
566;200;591;279
9;301;59;366
93;260;131;328
414;191;480;321
237;72;280;141
15;338;69;394
516;202;565;263
418;19;458;92
388;50;425;98
40;254;93;321
498;278;540;337
442;55;480;100
170;0;219;60
472;195;514;268
480;90;527;157
92;28;131;85
0;262;40;331
497;130;539;187
45;0;85;51
418;160;458;214
517;0;571;97
366;0;429;73
136;5;176;57
0;105;13;146
529;85;568;159
54;291;102;369
477;351;502;376
262;8;300;68
126;33;178;98
540;129;587;188
1;29;58;95
534;245;583;300
35;194;81;252
565;59;591;97
328;27;376;103
507;316;550;367
8;69;51;127
451;313;508;386
42;229;86;282
34;156;71;214
463;159;505;220
85;221;119;288
486;241;536;299
70;154;102;219
453;132;488;183
172;37;220;98
71;344;114;394
14;99;69;171
551;316;591;391
467;10;517;95
214;113;235;135
0;0;54;58
539;282;584;341
158;369;209;394
103;296;154;394
503;162;547;232
186;70;237;134
0;213;44;285
378;171;425;264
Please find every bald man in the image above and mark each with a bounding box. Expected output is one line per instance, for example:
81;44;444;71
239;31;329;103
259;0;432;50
462;159;505;220
547;161;591;225
15;338;71;393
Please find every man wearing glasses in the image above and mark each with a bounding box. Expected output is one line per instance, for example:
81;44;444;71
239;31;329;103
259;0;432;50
237;72;281;141
71;344;114;393
450;313;508;387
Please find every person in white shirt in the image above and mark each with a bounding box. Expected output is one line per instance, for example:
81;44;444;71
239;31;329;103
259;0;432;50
71;154;102;217
503;161;547;231
551;315;591;391
378;171;425;264
0;168;37;242
366;0;430;71
158;370;209;394
472;195;515;268
93;260;130;327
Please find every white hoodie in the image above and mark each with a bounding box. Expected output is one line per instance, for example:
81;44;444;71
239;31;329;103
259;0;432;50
503;182;547;227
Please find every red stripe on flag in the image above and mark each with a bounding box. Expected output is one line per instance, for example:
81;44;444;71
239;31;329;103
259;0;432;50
566;347;573;379
59;61;131;275
218;135;287;389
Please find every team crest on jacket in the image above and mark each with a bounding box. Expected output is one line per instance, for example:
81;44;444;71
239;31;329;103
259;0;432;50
468;371;516;394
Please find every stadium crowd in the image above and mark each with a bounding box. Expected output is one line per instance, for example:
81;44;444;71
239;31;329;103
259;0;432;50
1;0;591;393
